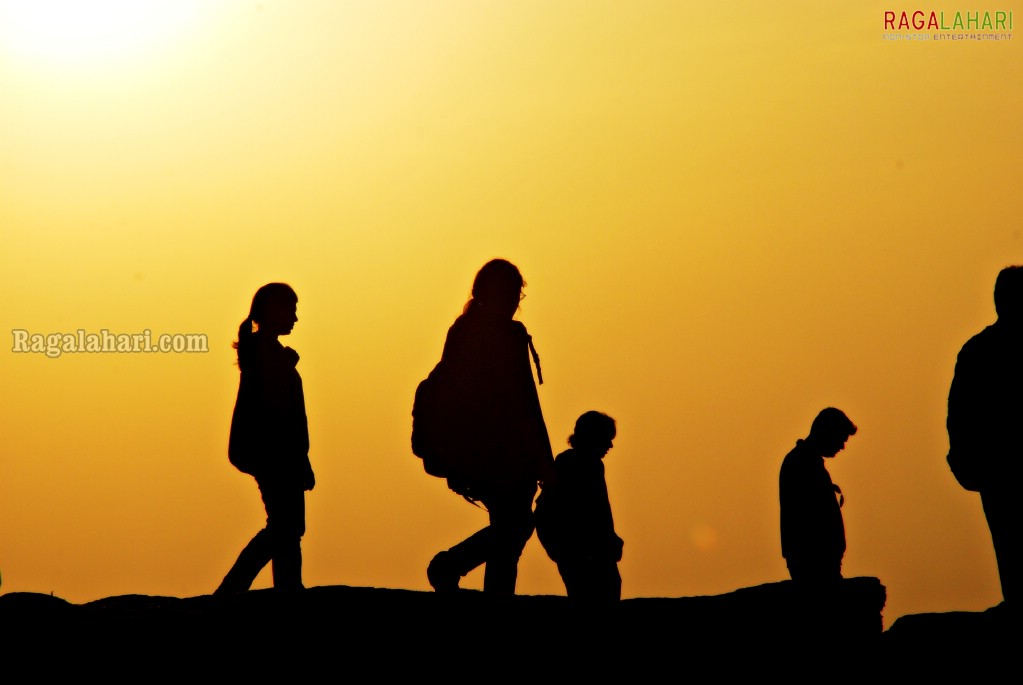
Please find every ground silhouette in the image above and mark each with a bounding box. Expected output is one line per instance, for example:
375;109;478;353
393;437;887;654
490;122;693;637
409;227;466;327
2;577;1013;677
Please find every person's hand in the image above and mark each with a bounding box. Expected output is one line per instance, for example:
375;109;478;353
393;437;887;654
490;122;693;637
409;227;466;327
538;462;558;491
611;536;624;562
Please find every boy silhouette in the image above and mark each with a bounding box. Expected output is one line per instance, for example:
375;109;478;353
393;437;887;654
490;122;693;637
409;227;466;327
535;411;623;605
779;407;857;585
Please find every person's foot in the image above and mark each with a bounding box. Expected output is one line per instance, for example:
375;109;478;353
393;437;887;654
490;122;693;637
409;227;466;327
427;551;460;593
274;583;306;593
213;579;248;596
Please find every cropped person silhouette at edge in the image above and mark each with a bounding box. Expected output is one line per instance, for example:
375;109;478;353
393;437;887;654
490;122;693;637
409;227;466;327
426;259;556;595
947;265;1023;611
535;411;624;606
779;407;857;586
215;282;315;595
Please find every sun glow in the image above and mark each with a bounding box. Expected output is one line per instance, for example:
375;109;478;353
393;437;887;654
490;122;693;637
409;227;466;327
0;0;205;70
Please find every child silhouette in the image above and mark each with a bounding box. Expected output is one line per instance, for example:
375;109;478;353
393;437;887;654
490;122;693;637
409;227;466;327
535;411;623;605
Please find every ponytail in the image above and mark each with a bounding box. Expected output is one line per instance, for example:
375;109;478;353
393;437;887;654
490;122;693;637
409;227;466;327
233;317;254;366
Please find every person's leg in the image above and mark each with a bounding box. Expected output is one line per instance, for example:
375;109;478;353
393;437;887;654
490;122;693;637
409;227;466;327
262;481;307;591
603;561;623;603
480;485;536;594
215;480;279;595
429;485;536;594
428;523;492;592
786;555;841;586
786;557;804;582
982;489;1018;605
214;527;273;595
559;559;619;605
555;558;619;611
557;558;583;599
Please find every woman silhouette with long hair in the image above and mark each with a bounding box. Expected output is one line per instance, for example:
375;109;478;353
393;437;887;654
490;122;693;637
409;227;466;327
426;259;555;594
215;282;315;594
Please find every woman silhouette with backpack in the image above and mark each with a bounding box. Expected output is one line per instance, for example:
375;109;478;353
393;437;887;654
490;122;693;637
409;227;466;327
215;282;315;594
425;259;555;594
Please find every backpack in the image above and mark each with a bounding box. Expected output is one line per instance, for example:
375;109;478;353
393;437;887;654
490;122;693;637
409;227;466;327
411;361;457;479
533;487;563;562
411;330;544;493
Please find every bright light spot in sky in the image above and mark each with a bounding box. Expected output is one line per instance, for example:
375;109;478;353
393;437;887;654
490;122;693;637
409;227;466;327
691;524;719;551
0;0;205;69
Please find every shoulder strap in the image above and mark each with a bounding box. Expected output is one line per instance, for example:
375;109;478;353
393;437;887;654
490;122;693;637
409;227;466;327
526;333;543;385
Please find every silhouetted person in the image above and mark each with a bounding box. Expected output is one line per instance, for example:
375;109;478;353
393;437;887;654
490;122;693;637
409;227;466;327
947;265;1023;610
215;282;315;594
779;407;857;586
535;411;623;605
425;259;555;595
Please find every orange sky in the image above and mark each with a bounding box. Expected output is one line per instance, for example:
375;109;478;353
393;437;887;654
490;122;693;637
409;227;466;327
2;1;1021;626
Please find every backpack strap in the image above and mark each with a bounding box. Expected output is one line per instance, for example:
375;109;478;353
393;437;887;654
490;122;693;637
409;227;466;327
527;334;543;385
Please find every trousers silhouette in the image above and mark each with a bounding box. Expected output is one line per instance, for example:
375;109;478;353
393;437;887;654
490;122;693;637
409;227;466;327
438;484;536;593
216;480;306;593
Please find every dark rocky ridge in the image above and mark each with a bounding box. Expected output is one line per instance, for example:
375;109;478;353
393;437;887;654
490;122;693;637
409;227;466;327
1;577;1013;677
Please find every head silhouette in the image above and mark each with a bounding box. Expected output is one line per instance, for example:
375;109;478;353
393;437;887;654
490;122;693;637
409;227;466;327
568;411;617;458
234;282;298;363
994;265;1023;323
807;407;857;458
465;258;525;319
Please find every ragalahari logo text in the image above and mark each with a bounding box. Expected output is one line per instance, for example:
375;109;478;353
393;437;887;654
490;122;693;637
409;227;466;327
883;10;1013;42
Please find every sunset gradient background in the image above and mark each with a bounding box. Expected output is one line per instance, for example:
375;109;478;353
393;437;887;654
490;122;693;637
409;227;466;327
2;1;1020;626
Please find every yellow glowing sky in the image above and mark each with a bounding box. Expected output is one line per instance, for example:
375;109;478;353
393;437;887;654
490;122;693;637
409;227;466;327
2;1;1021;626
